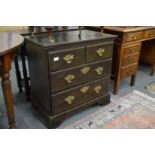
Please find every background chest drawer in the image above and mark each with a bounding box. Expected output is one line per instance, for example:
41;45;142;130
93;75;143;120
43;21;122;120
86;43;113;62
51;78;109;115
50;59;112;93
143;29;155;39
122;53;139;66
124;43;141;56
49;47;85;72
124;31;143;42
121;64;137;79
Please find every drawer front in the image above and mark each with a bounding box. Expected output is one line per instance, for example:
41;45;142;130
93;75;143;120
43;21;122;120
144;29;155;39
49;47;85;72
122;53;139;66
124;31;143;42
52;78;109;115
86;43;113;62
124;44;141;56
51;59;112;93
121;64;137;79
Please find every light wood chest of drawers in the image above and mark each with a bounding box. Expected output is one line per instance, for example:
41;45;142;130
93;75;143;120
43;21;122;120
25;29;116;128
86;26;155;94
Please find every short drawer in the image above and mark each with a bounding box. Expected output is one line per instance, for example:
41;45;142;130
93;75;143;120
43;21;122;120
86;43;113;62
124;43;141;56
51;78;109;115
124;31;143;42
122;53;140;66
121;64;137;79
48;47;85;72
143;29;155;39
51;59;112;93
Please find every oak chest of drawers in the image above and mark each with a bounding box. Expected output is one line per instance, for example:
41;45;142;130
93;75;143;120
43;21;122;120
25;29;116;128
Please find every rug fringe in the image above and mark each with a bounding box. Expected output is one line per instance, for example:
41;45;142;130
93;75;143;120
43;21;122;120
133;90;155;103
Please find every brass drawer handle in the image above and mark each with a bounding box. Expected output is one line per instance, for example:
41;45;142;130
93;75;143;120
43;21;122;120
63;54;74;64
131;36;137;40
95;67;104;75
96;48;105;57
94;85;102;94
81;67;90;74
65;96;75;105
80;86;90;94
64;74;75;83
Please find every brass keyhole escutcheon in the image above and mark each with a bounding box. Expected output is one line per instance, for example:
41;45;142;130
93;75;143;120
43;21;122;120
80;86;90;94
95;67;104;75
63;54;74;64
65;96;75;105
81;67;90;74
96;48;105;57
94;85;102;94
64;74;75;83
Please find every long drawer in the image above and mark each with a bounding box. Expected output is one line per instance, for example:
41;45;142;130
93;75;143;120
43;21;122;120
48;47;85;72
51;78;109;115
50;59;112;93
86;43;113;62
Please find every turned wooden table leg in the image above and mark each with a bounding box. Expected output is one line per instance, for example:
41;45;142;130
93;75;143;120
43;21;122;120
1;72;16;129
151;64;155;76
1;53;16;129
130;74;136;86
0;32;23;129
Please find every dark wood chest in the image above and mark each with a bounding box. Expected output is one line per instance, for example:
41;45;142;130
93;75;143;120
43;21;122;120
25;29;116;128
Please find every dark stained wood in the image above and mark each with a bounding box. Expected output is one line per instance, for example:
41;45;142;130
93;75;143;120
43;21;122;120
49;47;85;72
31;93;110;128
25;29;116;128
0;32;24;128
51;59;112;93
52;78;109;115
86;42;113;62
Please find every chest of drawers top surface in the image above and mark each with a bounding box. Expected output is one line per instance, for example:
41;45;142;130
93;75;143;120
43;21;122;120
104;26;155;33
25;29;116;47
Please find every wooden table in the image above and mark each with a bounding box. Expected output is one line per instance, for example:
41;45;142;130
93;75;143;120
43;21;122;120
0;32;24;128
86;26;155;94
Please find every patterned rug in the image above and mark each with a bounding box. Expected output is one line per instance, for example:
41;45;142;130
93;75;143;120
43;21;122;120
65;90;155;129
146;82;155;95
